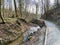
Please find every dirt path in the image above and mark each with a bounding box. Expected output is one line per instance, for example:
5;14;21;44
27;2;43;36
45;21;60;45
35;20;60;45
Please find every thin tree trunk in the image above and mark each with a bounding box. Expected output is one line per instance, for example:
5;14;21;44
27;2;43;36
57;0;59;7
19;0;22;17
45;0;49;19
8;0;12;17
14;0;18;17
24;5;27;19
36;3;38;19
2;0;4;17
0;0;5;23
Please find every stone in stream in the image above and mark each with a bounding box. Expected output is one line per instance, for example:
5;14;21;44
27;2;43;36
23;25;40;42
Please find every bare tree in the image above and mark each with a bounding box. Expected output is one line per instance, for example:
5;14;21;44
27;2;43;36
56;0;59;7
8;0;12;17
14;0;18;17
0;0;5;23
45;0;49;19
36;3;38;16
24;0;30;19
1;0;4;17
3;0;4;17
54;0;58;7
19;0;23;17
35;1;39;19
46;0;49;12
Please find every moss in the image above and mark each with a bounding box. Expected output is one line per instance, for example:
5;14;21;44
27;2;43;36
28;36;32;41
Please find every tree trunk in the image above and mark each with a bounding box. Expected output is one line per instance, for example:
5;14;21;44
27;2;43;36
8;0;12;17
0;0;5;23
57;0;59;7
45;0;49;19
36;3;38;19
14;0;18;17
19;0;22;17
2;0;4;17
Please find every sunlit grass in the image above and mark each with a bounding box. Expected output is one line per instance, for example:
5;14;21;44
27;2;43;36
4;18;17;23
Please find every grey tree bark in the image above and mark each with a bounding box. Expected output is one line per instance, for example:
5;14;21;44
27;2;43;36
8;0;12;17
35;3;39;19
19;0;23;17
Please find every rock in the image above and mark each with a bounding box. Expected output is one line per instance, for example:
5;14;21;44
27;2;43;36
30;19;46;28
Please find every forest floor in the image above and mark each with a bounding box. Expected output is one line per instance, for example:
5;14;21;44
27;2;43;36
0;18;60;45
0;18;46;45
